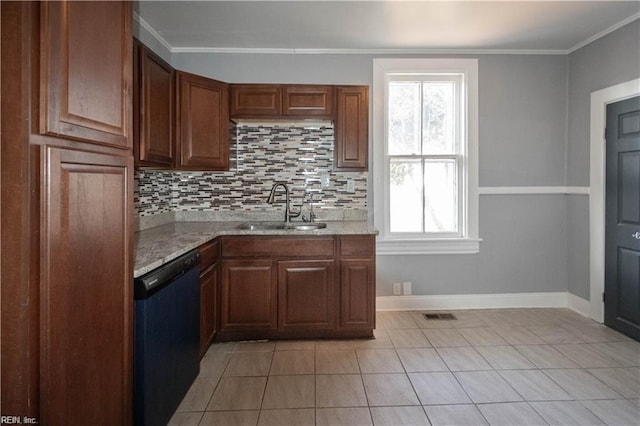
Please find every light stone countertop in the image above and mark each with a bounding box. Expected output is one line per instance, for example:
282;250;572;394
134;220;377;278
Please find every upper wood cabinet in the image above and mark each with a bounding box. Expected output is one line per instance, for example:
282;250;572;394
282;85;334;117
230;84;281;117
176;71;230;170
40;1;132;149
231;84;334;118
335;86;369;171
134;40;175;167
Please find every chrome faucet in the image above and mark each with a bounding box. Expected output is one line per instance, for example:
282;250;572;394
267;182;301;223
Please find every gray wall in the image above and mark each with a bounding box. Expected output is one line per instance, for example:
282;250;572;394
566;20;640;300
172;51;571;297
136;18;640;300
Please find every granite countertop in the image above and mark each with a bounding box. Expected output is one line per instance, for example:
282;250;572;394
134;220;377;278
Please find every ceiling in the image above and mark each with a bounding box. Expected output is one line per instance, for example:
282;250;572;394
136;1;640;53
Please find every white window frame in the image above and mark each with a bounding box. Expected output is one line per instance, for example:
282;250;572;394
373;58;480;255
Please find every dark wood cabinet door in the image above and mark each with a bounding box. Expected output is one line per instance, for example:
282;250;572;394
230;84;282;117
340;259;375;330
177;71;229;170
282;85;334;117
41;148;133;426
220;259;277;331
278;260;335;331
40;1;132;149
200;265;218;357
135;42;174;167
335;86;368;170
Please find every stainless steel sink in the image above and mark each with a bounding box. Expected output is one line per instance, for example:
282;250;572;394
237;222;327;231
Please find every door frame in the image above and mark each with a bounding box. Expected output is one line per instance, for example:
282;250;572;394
589;78;640;323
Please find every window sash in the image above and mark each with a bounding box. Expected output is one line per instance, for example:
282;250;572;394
385;73;464;238
372;58;480;255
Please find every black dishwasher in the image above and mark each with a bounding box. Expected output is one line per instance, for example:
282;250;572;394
134;250;200;426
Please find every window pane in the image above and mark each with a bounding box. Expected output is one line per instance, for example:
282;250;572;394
422;82;455;154
424;160;458;232
389;159;422;232
388;81;421;155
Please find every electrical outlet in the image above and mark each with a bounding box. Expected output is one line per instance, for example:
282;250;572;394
320;174;330;188
346;179;355;193
403;281;412;295
392;282;402;295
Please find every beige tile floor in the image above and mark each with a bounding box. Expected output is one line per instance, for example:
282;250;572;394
169;308;640;426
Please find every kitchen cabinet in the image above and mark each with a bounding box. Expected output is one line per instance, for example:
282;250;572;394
0;2;135;423
278;260;335;332
338;236;375;330
220;259;278;333
176;71;230;170
41;149;133;425
230;84;334;118
40;1;132;149
230;84;282;117
217;235;373;341
199;239;220;357
134;39;175;167
335;86;369;171
282;85;334;117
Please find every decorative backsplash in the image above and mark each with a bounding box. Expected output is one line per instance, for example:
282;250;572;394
134;122;367;218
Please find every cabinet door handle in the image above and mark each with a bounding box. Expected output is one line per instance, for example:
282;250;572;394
633;232;640;240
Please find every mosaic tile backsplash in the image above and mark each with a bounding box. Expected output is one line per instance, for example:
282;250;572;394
134;122;367;218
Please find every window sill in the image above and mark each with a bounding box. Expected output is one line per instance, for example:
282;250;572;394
376;238;481;255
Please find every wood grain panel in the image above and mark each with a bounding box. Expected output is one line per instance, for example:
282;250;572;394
177;71;229;170
40;148;133;426
200;265;219;357
221;236;335;258
282;85;334;117
40;1;132;148
220;259;277;331
278;260;335;330
335;86;368;170
339;235;375;258
230;84;281;117
340;259;375;330
1;2;40;417
136;42;174;166
199;239;220;271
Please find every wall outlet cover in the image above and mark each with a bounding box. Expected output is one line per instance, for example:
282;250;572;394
346;179;355;193
402;281;412;295
392;282;402;296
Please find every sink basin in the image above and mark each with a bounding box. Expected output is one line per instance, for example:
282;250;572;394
237;222;327;231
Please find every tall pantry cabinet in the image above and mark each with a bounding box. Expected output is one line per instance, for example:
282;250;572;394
1;2;134;425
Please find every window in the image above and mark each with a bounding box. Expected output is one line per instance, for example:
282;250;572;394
373;59;480;254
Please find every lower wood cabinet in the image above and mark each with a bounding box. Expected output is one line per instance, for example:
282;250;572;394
278;260;335;332
216;235;375;341
340;259;375;330
199;239;220;357
220;259;278;332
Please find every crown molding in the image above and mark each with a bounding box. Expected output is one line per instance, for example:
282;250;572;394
170;47;568;55
567;13;640;54
135;12;639;57
133;12;173;54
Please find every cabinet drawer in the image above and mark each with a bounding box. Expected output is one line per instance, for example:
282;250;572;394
199;239;219;271
221;236;335;258
339;236;375;258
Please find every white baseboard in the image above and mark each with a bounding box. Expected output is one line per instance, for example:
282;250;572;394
567;293;591;317
377;291;571;312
